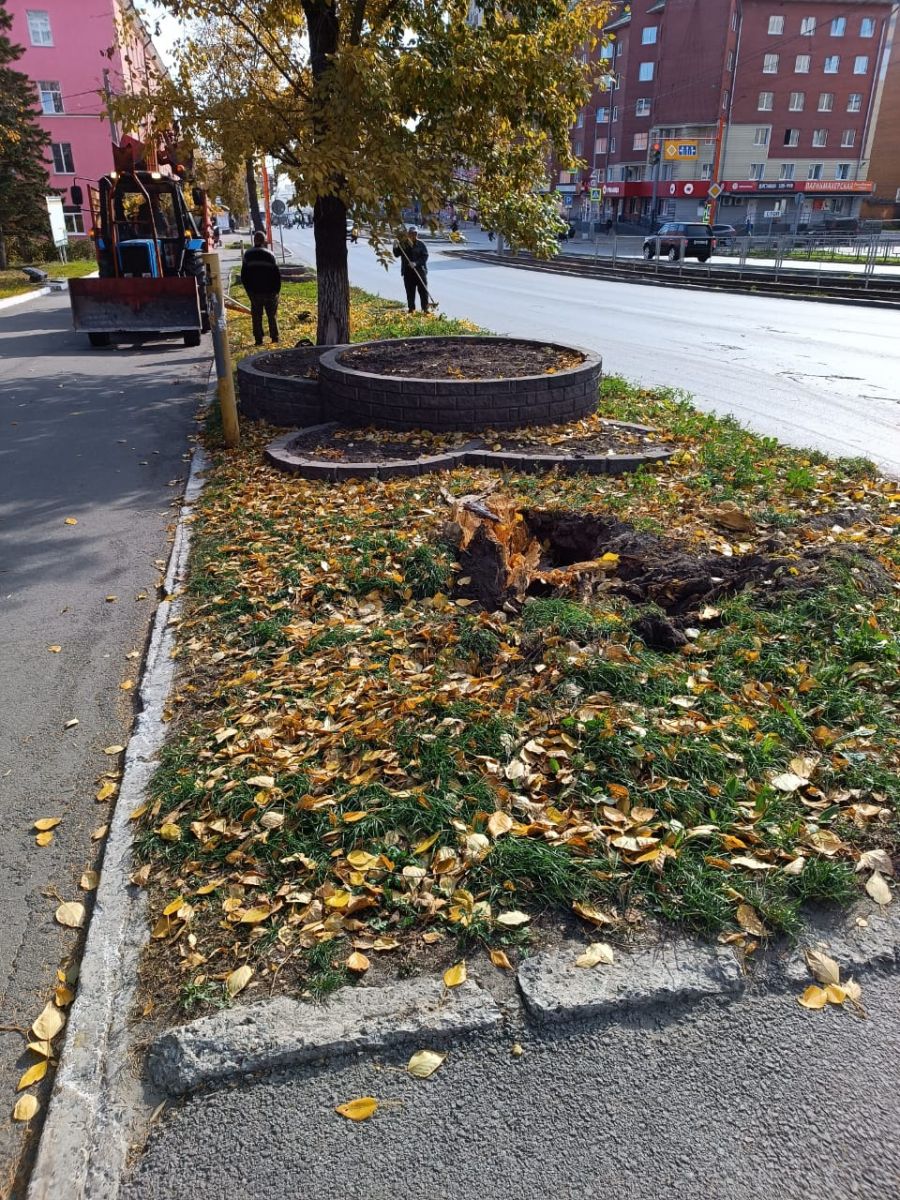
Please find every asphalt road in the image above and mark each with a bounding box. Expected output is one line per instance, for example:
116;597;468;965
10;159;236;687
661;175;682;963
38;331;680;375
0;293;207;1196
125;970;900;1200
282;227;900;477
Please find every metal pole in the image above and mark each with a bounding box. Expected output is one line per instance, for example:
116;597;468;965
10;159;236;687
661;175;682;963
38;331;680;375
202;252;240;448
279;218;286;264
260;157;274;247
102;69;119;144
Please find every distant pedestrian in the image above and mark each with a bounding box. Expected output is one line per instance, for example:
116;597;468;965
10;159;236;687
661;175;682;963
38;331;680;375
350;224;359;243
745;218;753;236
450;219;459;234
240;231;281;347
605;218;613;235
393;226;429;312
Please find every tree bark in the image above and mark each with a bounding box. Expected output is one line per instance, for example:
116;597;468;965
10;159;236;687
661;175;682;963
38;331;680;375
314;194;349;344
304;0;351;345
245;158;264;233
0;234;7;272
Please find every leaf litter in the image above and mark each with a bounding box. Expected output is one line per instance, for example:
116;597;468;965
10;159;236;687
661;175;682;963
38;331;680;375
130;326;900;1020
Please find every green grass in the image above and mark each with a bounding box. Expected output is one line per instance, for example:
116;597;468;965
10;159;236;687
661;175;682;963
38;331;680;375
0;259;96;300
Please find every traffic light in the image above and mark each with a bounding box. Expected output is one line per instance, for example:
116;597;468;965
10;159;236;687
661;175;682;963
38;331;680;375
650;142;661;165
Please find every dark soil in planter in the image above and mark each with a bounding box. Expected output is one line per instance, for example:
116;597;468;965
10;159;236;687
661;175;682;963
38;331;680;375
286;421;654;462
338;338;584;379
252;347;323;378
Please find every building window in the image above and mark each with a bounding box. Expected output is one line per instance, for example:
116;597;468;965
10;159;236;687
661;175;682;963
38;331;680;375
661;164;675;180
812;129;828;147
753;127;770;146
638;62;654;81
26;9;53;45
794;55;810;73
700;162;712;180
727;50;734;71
847;93;862;112
596;107;609;123
633;132;648;151
768;15;784;35
800;17;816;36
576;111;584;128
780;163;795;180
807;163;824;180
835;163;851;180
731;10;738;31
854;56;869;75
818;92;833;112
595;137;607;155
830;17;846;37
38;80;63;114
860;18;876;37
63;207;84;235
595;168;605;182
50;142;74;173
763;53;779;73
789;91;805;111
610;136;616;153
635;98;651;116
642;26;657;45
612;105;619;121
758;91;774;111
749;163;765;180
613;73;621;90
841;129;856;147
824;56;839;74
784;128;799;147
600;43;613;61
572;141;583;157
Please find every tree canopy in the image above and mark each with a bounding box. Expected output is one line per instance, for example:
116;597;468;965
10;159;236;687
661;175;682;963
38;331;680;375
126;0;610;341
0;0;51;268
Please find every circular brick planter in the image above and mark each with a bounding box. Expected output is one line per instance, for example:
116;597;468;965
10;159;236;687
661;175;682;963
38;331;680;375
238;346;344;427
318;336;603;432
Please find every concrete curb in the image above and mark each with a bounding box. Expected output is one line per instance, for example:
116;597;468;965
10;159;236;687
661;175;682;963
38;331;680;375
784;900;900;984
148;978;503;1097
517;941;744;1023
26;376;214;1200
0;286;51;310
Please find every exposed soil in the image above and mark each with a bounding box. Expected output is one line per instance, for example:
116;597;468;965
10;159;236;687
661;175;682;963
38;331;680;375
451;504;892;648
338;338;585;379
253;346;323;378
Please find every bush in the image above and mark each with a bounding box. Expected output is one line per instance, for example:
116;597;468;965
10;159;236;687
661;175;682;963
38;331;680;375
65;237;97;261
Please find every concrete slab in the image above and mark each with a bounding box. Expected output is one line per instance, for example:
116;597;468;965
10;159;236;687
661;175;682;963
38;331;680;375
148;977;504;1096
518;940;744;1023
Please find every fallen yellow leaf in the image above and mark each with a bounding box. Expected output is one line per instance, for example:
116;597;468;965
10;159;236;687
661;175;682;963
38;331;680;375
35;832;54;847
91;824;109;841
407;1049;446;1078
26;1040;53;1059
335;1096;378;1121
797;985;829;1010
162;896;186;917
33;818;62;832
13;1094;39;1121
48;645;62;653
120;680;134;691
805;949;840;986
865;871;892;905
54;984;75;1007
489;948;512;970
487;810;513;839
225;964;253;997
496;910;529;927
32;1002;65;1041
736;903;767;938
346;951;370;973
64;517;77;526
443;961;467;988
17;1061;47;1090
575;942;615;968
55;901;86;929
79;870;99;891
103;745;125;756
158;823;182;842
95;782;117;802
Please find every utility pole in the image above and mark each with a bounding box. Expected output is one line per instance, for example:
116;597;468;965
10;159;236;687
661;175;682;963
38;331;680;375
649;138;662;226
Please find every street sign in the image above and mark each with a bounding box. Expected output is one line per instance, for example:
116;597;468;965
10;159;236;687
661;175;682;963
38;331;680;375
664;139;698;160
763;210;781;217
708;182;723;200
271;198;287;215
590;187;602;202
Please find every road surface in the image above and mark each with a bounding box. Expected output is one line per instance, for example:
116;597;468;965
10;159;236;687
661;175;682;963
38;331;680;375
0;293;208;1195
282;227;900;477
125;971;900;1200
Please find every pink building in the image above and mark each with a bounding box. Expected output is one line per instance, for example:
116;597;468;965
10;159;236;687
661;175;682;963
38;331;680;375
7;0;166;235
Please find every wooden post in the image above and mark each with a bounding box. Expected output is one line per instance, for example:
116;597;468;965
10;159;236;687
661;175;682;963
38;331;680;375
202;252;240;448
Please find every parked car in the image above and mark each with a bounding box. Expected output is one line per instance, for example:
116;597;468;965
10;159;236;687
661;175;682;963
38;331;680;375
712;223;737;249
643;222;716;262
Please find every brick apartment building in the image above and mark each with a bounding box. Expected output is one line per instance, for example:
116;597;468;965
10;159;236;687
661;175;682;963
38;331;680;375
556;0;899;230
8;0;166;236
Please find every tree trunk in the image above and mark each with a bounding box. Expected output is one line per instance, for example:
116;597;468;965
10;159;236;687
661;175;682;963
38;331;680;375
245;158;263;233
314;194;349;344
304;0;351;345
0;233;7;272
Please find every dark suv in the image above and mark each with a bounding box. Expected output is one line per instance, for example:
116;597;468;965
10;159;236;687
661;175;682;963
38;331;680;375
643;223;716;262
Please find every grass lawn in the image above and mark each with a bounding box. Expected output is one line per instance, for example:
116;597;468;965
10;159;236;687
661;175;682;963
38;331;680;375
0;259;96;301
134;280;899;1018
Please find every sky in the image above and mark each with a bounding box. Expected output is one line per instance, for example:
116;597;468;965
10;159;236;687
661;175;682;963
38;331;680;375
137;1;185;65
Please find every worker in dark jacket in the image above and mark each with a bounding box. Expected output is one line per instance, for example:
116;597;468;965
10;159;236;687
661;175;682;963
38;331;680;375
240;231;281;346
393;227;429;312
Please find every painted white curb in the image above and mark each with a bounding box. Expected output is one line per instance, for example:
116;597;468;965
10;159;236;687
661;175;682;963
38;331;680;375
27;376;214;1200
0;286;51;310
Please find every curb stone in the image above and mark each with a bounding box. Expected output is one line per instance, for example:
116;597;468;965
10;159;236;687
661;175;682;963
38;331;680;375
783;900;900;985
148;978;503;1097
517;941;744;1023
26;376;213;1200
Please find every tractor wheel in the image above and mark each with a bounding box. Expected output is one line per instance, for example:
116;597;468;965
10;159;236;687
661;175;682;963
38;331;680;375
183;330;201;348
88;332;111;348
